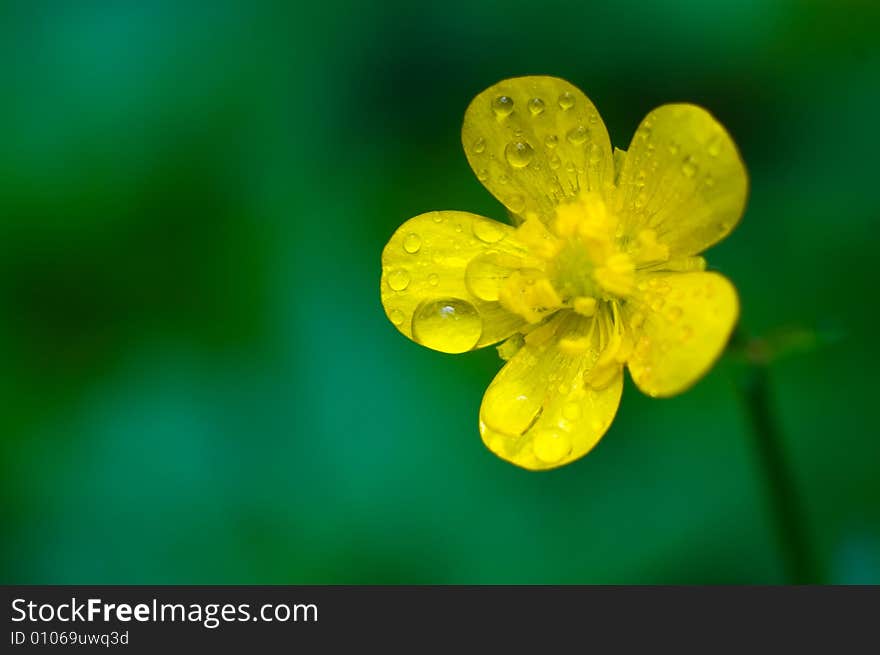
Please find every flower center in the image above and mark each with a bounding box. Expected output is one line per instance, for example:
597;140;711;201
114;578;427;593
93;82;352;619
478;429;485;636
497;192;669;324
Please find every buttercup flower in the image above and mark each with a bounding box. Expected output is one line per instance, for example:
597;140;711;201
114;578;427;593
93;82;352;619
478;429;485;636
380;76;747;470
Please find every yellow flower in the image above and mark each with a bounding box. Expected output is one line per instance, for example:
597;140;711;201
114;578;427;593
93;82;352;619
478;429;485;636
380;76;748;470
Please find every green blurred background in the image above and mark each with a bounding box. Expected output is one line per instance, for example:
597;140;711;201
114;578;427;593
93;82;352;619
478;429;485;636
1;0;878;584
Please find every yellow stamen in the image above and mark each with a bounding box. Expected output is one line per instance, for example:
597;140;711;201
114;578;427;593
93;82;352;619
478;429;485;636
573;296;597;317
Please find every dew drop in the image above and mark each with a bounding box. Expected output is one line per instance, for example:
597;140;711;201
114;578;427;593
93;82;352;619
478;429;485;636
566;125;589;145
482;383;543;436
681;155;698;178
505;141;535;168
528;97;545;116
411;298;483;353
432;214;444;224
589;111;599;124
498;174;509;184
473;138;486;154
403;233;422;254
389;309;404;325
507;194;526;214
665;306;683;322
558;91;575;111
707;135;722;157
492;95;514;118
589;143;602;164
533;429;572;464
704;175;716;188
472;219;505;244
562;402;582;421
428;273;439;287
544;134;559;149
549;154;561;170
668;143;680;156
465;254;508;301
477;168;489;181
387;268;410;291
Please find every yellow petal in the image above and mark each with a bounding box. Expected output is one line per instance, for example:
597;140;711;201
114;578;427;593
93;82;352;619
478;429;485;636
381;211;535;353
626;272;739;397
613;104;748;256
462;76;614;224
479;313;623;470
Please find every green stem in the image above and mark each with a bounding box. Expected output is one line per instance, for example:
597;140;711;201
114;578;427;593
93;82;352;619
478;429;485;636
734;338;817;584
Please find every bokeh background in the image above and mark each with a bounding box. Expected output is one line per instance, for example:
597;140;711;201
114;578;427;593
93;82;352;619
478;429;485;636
2;0;878;584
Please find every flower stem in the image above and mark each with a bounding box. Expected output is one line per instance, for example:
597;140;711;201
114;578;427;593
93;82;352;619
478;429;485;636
733;332;817;584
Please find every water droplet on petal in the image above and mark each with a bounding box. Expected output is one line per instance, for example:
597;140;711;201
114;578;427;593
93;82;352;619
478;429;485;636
681;155;698;178
472;220;505;244
544;134;559;149
533;429;572;464
465;254;508;301
505;141;534;168
432;214;444;224
558;91;575;111
472;138;486;154
389;309;404;325
665;306;683;322
403;233;422;253
477;168;489;181
482;383;543;436
507;194;525;213
428;273;439;286
492;95;514;118
387;268;410;291
528;97;545;116
707;135;722;157
562;402;581;421
589;111;599;124
411;298;482;353
566;125;589;145
549;154;561;170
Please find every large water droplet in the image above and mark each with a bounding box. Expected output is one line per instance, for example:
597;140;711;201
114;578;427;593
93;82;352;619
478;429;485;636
533;429;572;464
473;138;486;154
492;95;514;118
473;219;504;243
505;141;534;168
566;125;589;145
482;382;543;436
528;97;545;116
411;298;482;353
387;268;410;291
558;92;575;110
403;233;422;254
